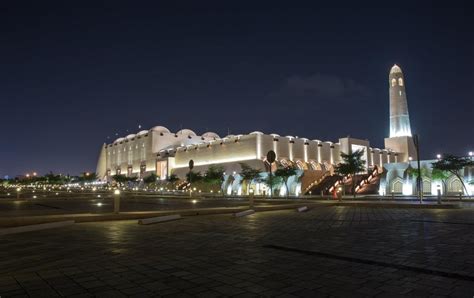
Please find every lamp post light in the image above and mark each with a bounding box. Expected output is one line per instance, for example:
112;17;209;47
469;151;473;161
113;189;121;214
16;187;21;200
437;185;442;205
249;188;255;208
436;154;441;160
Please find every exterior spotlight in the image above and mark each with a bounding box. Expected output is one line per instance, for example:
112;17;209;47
114;189;121;195
408;156;413;161
97;202;102;207
192;200;197;204
33;172;37;176
469;151;473;158
33;195;37;199
436;154;441;159
97;194;101;198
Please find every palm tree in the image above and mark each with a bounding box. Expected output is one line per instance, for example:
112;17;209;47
431;168;450;196
274;166;297;198
239;163;262;195
335;149;366;198
143;173;159;187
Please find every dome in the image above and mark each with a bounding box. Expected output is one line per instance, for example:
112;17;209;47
125;134;136;140
390;64;402;74
249;131;264;135
202;132;220;139
150;126;170;134
177;129;196;136
270;133;280;137
224;134;236;139
114;137;125;143
137;130;148;136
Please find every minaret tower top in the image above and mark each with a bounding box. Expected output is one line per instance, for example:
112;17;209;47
389;64;412;137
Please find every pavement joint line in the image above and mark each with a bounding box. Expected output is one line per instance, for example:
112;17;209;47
263;244;474;282
410;219;474;226
34;203;67;210
0;220;75;235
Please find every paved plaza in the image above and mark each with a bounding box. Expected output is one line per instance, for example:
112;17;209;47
2;206;474;297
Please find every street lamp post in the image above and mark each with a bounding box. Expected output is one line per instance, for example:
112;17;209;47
249;188;254;208
437;185;442;205
16;188;21;200
412;135;422;204
113;189;121;214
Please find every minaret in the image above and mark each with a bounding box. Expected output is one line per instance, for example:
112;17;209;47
385;64;417;162
389;64;412;137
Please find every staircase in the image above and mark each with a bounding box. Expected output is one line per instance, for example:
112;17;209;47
306;174;342;195
355;168;381;195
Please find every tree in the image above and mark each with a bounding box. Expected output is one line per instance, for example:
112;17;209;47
334;149;366;198
143;173;159;186
204;165;225;186
239;163;262;195
431;168;450;195
78;172;97;184
112;174;129;186
263;174;282;197
167;174;179;184
432;154;474;197
406;167;429;179
186;171;203;183
274;166;298;198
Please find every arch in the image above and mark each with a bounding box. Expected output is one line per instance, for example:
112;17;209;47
391;178;403;194
309;160;322;171
447;176;463;193
136;130;148;136
422;178;431;194
391;78;396;87
279;158;294;168
398;78;404;86
249;131;264;135
125;134;136;140
295;160;308;170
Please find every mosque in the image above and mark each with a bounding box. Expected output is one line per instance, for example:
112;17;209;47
96;65;473;197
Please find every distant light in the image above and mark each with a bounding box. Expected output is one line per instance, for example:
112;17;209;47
97;202;102;207
97;194;101;198
114;189;121;195
469;151;473;157
192;200;197;204
436;154;441;159
55;192;59;195
408;156;413;161
33;195;37;199
33;172;37;176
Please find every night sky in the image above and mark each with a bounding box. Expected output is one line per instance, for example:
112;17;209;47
1;2;472;177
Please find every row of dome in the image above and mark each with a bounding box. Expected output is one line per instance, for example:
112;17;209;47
112;125;335;145
113;126;221;144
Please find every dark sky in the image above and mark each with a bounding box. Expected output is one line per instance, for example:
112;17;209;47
1;2;473;177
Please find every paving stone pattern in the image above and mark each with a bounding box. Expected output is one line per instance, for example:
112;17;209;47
1;206;474;297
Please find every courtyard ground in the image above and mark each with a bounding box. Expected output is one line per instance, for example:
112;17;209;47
1;206;474;297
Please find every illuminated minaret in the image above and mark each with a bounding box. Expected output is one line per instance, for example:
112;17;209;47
389;64;412;137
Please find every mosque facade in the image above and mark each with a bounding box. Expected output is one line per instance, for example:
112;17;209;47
96;65;473;196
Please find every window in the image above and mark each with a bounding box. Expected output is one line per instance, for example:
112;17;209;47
399;90;402;96
391;78;396;87
398;78;404;86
